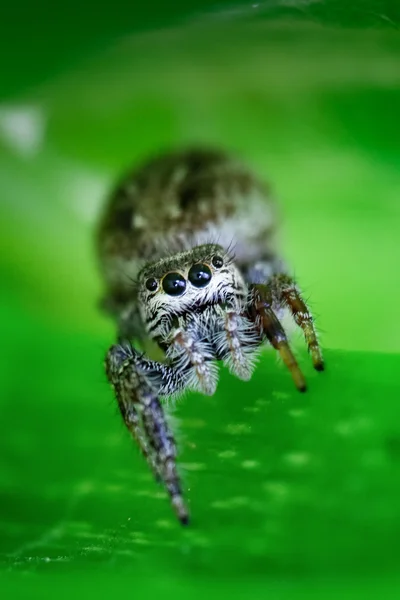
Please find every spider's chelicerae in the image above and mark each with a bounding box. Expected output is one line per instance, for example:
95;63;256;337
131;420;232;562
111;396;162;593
97;147;324;525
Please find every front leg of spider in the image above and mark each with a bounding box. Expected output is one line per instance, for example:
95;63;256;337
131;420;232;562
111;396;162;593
250;274;324;390
105;343;190;525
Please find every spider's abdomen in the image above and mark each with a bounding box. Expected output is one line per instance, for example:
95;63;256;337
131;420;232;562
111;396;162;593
97;147;277;296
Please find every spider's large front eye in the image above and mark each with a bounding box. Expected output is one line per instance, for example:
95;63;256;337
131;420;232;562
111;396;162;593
162;272;187;296
188;263;212;288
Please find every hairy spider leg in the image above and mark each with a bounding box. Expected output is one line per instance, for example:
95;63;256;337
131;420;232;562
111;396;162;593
106;343;189;525
268;273;324;371
250;283;307;392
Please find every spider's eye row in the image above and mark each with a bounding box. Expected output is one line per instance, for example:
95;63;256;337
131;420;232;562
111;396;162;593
145;277;158;292
162;272;187;296
188;263;212;288
212;255;224;269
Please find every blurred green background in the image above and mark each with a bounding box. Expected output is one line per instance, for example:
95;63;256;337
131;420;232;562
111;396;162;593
1;1;400;598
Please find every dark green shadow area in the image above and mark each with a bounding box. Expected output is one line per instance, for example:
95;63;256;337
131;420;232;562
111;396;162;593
2;0;399;99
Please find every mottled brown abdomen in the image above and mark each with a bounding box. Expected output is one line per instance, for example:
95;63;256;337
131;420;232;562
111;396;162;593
97;147;277;296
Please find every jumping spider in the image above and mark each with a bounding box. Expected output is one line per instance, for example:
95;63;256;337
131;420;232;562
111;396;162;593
97;147;324;525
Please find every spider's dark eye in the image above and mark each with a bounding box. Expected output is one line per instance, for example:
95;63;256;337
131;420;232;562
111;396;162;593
145;277;158;292
212;255;224;269
162;272;187;296
188;263;212;288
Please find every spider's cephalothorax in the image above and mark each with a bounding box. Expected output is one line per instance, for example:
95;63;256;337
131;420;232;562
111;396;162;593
97;147;324;525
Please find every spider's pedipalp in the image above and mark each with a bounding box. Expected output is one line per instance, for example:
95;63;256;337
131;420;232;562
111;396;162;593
223;308;252;380
170;327;218;396
211;304;260;381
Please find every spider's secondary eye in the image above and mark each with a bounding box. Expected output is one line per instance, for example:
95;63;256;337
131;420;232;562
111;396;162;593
162;272;187;296
212;255;224;269
145;277;158;292
188;263;212;288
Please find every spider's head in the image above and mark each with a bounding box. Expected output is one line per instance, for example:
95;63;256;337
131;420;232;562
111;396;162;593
137;243;246;337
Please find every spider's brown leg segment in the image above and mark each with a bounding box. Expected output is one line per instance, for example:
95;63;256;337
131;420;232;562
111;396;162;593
105;343;189;525
251;283;307;392
270;274;324;371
